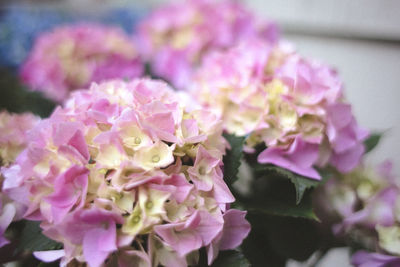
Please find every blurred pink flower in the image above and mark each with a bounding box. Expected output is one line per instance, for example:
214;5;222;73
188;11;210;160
0;111;40;166
137;0;279;89
21;24;144;102
326;103;369;173
316;161;400;259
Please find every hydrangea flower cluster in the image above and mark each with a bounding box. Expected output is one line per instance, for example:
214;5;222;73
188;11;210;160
137;0;279;89
192;39;368;179
314;161;400;266
20;24;143;102
2;79;250;267
0;111;40;166
0;111;40;248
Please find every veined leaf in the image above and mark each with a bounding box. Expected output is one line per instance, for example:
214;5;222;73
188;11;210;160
223;133;246;186
18;221;62;253
255;165;320;204
248;200;319;221
211;250;250;267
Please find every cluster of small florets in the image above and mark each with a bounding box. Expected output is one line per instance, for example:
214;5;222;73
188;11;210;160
315;161;400;266
0;111;40;166
0;111;40;248
20;24;143;102
193;39;368;179
2;79;250;267
137;0;278;89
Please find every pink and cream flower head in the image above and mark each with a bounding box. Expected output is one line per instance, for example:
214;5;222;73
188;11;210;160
137;0;278;89
192;39;368;179
21;24;144;102
2;79;250;267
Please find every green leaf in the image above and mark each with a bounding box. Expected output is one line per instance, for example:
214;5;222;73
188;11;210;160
0;68;56;118
249;200;318;221
37;261;60;267
364;132;383;154
255;165;320;204
18;221;62;253
241;224;286;267
244;172;319;221
223;133;246;186
264;216;320;261
211;250;250;267
316;167;335;184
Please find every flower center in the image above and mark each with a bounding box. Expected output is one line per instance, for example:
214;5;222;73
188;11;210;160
132;215;141;224
134;137;141;144
145;201;153;209
199;166;206;175
152;155;160;163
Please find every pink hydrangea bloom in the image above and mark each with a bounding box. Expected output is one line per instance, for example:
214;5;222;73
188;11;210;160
192;39;367;179
315;161;400;257
137;0;279;89
21;24;144;102
319;161;398;228
2;79;250;267
0;111;40;248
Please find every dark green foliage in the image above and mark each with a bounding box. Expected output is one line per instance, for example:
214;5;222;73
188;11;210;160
234;160;324;265
0;67;55;117
211;250;250;267
254;164;320;204
242;208;321;265
37;261;60;267
364;132;383;154
223;133;246;186
240;168;319;221
248;198;318;221
198;249;250;267
241;216;287;267
18;221;62;253
264;216;320;261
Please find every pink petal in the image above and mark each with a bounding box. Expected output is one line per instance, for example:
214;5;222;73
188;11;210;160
196;211;224;246
34;250;65;262
155;223;202;257
327;103;352;129
67;130;89;161
330;143;364;173
83;225;117;267
258;147;320;179
219;209;251;250
212;175;235;203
